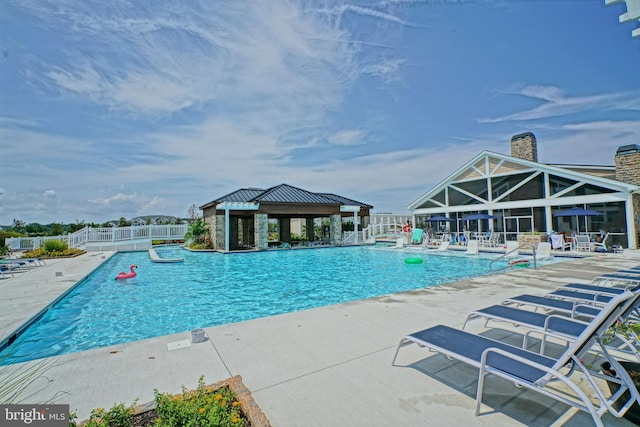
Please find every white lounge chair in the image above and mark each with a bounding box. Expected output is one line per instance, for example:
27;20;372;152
436;241;450;252
465;240;478;255
536;242;553;260
392;291;640;427
504;241;519;258
391;237;404;249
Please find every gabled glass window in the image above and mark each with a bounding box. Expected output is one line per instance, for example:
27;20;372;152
492;173;544;201
432;190;446;205
448;187;482;206
454;179;488;202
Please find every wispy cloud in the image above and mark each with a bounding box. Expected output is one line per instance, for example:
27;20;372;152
479;85;640;123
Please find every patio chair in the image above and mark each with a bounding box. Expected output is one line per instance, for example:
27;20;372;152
488;232;501;247
592;233;609;252
392;291;640;427
0;265;15;279
463;290;640;360
593;273;640;287
410;229;424;245
575;234;591;252
436;241;450;252
502;294;602;319
504;241;519;258
391;237;404;249
536;242;553;260
466;240;479;255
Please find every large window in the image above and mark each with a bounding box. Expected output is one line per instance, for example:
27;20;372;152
492;173;544;201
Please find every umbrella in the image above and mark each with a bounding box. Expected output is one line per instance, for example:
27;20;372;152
462;213;496;221
553;207;603;233
426;215;455;222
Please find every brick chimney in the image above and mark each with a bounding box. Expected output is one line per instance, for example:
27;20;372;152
615;144;640;186
510;132;538;162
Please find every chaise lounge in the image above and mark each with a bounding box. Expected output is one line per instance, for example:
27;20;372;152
392;291;640;427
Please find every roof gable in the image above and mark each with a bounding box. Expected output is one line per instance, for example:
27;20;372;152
408;150;637;210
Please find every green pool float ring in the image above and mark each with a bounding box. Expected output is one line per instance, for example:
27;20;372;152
404;257;424;265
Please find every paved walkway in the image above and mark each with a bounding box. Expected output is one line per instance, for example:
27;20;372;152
1;249;640;426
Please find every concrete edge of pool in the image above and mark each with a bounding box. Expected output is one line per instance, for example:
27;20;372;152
1;248;640;426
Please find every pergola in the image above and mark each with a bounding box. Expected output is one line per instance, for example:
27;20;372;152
200;184;372;252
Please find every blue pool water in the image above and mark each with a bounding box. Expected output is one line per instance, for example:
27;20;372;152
0;245;556;365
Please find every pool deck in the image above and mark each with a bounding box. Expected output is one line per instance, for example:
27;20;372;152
2;249;640;426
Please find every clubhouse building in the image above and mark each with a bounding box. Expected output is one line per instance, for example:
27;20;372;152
408;133;640;249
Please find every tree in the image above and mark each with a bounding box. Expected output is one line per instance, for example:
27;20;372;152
118;217;130;227
11;219;25;234
188;204;200;220
25;222;44;235
48;222;64;236
67;220;86;233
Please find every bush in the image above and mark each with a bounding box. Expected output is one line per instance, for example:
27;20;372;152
43;240;68;252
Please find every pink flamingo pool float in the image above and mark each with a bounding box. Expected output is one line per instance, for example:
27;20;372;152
115;264;137;280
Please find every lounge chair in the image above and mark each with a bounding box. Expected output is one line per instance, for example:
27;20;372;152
465;240;478;255
436;241;450;252
0;265;15;279
504;241;519;258
593;273;640;287
502;294;602;319
558;283;632;297
391;237;404;249
464;290;640;360
410;229;424;245
392;291;640;427
536;242;553;260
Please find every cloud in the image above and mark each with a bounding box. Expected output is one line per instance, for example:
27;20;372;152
43;189;57;198
479;85;640;123
328;129;366;146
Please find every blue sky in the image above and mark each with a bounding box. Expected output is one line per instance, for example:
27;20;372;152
1;0;639;225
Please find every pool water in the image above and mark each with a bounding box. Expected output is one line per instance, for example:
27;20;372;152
0;245;556;365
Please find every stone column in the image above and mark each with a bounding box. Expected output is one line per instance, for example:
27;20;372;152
254;214;269;250
329;214;342;246
214;214;225;249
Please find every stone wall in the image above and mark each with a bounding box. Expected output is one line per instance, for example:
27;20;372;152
213;214;225;249
329;214;342;245
254;214;268;250
510;132;538;162
615;146;640;248
615;148;640;186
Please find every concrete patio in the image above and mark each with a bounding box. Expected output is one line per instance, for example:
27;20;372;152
1;249;640;426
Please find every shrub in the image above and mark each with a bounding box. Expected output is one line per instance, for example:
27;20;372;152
43;240;68;252
154;377;246;426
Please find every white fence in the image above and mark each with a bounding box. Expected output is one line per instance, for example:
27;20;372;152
5;224;189;251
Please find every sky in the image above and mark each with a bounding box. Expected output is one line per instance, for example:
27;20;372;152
1;0;639;225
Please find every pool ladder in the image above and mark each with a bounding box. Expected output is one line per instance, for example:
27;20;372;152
489;242;538;271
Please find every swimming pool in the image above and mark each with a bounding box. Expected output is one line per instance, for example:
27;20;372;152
0;245;559;365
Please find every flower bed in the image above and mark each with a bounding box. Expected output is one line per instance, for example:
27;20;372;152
77;376;271;427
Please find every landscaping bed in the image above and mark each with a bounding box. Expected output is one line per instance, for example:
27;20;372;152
78;376;271;427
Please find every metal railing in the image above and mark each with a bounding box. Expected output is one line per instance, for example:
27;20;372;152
489;242;538;271
5;224;189;250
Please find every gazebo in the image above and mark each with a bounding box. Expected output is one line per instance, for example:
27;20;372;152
200;184;372;251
